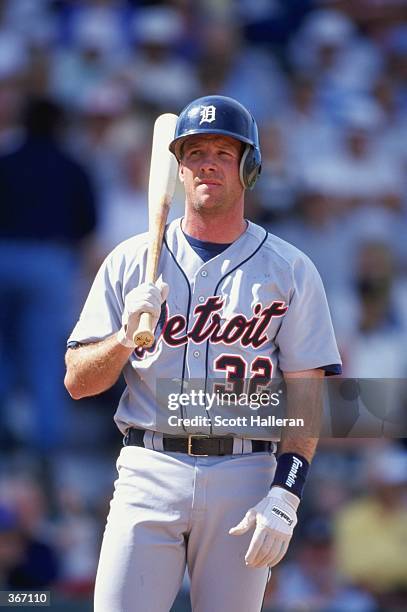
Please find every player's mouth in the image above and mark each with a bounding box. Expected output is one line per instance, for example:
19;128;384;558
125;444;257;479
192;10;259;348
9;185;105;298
197;179;222;186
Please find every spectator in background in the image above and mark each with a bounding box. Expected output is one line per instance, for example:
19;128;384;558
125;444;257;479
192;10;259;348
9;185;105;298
269;516;376;611
0;31;27;153
50;6;126;109
0;97;97;451
255;122;300;220
0;0;54;43
333;240;407;377
54;487;100;596
330;240;407;437
371;72;407;167
369;67;407;263
68;81;133;196
278;73;339;169
298;95;407;275
0;505;23;588
97;141;149;255
0;494;58;590
334;445;407;607
197;20;287;123
272;189;354;296
384;23;407;112
289;9;383;114
57;0;132;53
300;97;403;212
121;5;199;111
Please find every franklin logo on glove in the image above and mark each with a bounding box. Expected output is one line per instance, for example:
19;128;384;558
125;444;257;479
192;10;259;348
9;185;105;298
271;506;294;526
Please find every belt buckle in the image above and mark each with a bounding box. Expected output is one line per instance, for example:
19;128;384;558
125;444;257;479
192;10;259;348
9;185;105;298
187;435;210;457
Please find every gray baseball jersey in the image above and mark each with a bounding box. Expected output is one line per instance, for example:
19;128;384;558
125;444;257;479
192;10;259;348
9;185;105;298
68;218;341;437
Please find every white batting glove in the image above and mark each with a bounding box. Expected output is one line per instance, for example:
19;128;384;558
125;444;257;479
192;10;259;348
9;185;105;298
117;279;169;348
229;486;299;568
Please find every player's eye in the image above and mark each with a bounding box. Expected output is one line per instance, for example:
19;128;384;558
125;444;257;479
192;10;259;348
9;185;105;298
218;149;234;157
187;149;201;158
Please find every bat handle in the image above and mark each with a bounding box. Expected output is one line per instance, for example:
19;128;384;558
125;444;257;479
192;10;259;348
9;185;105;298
133;312;155;348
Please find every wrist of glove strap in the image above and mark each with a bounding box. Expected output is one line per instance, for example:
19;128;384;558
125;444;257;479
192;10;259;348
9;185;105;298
266;485;300;514
117;326;135;348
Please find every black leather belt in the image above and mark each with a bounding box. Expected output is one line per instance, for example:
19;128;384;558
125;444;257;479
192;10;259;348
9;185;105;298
124;428;274;456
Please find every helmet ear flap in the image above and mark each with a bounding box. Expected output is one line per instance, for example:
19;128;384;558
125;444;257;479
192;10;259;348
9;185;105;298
239;145;262;190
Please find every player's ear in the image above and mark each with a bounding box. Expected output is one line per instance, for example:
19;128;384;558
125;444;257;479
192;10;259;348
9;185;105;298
178;163;185;183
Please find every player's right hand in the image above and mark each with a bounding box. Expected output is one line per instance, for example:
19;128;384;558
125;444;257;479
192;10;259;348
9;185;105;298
117;279;169;348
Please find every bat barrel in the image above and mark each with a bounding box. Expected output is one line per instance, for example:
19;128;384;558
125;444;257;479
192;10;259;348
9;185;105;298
132;113;178;349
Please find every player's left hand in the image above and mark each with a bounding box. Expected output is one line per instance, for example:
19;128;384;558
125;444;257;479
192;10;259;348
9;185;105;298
229;486;299;568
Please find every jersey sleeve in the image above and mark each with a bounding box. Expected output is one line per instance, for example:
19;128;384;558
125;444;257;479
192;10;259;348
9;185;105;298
276;255;342;374
67;251;124;344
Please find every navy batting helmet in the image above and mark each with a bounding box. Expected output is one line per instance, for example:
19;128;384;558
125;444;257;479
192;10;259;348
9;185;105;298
169;95;261;189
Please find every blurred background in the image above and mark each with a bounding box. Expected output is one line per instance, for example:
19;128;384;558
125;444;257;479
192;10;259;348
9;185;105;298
0;1;406;610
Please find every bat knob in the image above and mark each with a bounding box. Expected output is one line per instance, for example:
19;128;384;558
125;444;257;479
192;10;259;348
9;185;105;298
133;330;155;348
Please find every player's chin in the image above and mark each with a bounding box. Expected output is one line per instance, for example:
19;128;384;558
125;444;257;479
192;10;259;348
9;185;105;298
194;195;224;211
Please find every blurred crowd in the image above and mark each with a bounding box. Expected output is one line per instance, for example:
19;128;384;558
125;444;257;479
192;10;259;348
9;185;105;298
0;1;406;610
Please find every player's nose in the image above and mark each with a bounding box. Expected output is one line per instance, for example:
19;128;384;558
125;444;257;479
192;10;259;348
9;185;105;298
199;153;218;172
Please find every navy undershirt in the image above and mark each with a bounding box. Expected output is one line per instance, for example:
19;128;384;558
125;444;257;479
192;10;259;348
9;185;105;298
183;232;232;263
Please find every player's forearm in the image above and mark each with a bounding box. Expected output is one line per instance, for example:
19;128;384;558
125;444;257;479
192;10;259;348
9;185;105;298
279;369;324;462
279;436;318;463
64;334;133;399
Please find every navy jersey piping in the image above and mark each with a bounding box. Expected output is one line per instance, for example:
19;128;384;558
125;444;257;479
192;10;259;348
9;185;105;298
163;233;192;432
204;228;269;434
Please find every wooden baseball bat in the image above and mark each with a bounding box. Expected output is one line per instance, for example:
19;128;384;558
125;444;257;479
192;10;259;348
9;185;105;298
133;113;178;348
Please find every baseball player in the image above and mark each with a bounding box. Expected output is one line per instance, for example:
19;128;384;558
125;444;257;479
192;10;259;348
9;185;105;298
65;95;341;612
